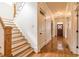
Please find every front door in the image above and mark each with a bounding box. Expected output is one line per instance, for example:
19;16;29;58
57;24;63;36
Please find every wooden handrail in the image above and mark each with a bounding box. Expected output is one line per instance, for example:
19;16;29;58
14;2;26;18
14;3;16;17
0;17;5;28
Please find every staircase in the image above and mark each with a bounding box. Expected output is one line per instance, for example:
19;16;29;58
0;2;34;57
2;18;34;57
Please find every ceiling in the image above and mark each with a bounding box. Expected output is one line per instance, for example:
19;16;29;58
46;2;67;17
46;2;67;13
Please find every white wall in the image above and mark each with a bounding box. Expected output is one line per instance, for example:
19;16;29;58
15;2;38;52
0;3;13;19
15;2;52;53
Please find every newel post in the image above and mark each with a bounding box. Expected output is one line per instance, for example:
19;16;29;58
4;26;12;57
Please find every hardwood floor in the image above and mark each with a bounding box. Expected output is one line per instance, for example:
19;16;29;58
29;37;78;57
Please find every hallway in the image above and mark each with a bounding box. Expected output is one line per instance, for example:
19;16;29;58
30;37;77;57
0;2;79;57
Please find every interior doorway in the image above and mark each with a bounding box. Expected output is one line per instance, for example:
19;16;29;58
57;24;63;37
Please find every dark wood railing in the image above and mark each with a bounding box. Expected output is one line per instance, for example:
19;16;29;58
0;17;12;56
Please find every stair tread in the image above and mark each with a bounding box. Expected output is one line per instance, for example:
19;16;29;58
5;23;15;25
12;34;22;38
12;36;24;41
12;43;30;52
12;32;21;36
12;39;27;44
12;31;21;34
14;47;33;57
12;28;19;31
18;48;33;57
12;45;30;56
12;40;27;48
12;30;20;34
5;24;16;27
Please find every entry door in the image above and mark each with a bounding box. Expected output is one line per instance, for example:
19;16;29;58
57;24;63;36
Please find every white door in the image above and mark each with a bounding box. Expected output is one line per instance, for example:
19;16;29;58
38;11;46;48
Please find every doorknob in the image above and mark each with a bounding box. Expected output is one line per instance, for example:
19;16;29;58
76;30;78;33
40;33;42;35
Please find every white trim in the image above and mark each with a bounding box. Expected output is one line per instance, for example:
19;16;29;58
57;22;63;24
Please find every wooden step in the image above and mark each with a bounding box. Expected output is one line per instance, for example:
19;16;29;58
5;24;16;27
2;20;13;23
5;23;15;25
4;22;14;24
13;28;18;30
13;27;18;30
18;48;33;57
12;43;30;52
12;45;30;56
12;28;20;31
12;36;24;42
11;25;18;28
12;29;20;34
12;35;22;39
12;39;27;44
12;31;20;34
12;33;22;38
12;40;27;48
12;26;18;29
12;30;20;34
5;23;15;26
12;41;26;49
